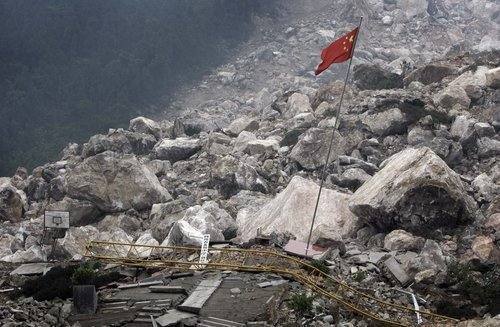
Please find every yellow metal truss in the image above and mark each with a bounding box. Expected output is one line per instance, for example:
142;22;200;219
84;241;458;326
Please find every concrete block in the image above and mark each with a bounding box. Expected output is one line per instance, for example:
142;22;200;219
383;256;411;286
156;309;196;327
73;285;97;314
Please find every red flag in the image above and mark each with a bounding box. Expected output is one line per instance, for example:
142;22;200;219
315;27;359;76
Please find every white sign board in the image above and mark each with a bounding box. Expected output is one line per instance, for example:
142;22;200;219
199;234;210;264
44;211;70;229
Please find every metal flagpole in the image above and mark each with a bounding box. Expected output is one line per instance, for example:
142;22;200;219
305;16;363;256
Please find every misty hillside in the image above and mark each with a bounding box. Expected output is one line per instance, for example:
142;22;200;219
0;0;280;175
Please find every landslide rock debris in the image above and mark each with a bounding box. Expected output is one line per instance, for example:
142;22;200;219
1;0;499;325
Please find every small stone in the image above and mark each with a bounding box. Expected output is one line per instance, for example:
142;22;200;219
230;287;241;294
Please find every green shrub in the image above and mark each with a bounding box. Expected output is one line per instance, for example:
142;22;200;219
446;261;500;314
309;259;330;274
352;270;367;283
288;292;314;315
71;263;97;285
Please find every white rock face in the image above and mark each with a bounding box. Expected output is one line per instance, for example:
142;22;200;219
485;67;500;89
162;220;205;246
163;201;236;246
237;176;359;243
129;116;162;139
285;93;312;119
97;212;141;236
95;228;134;257
1;245;46;263
134;232;159;258
58;225;100;259
350;147;477;235
66;151;171;212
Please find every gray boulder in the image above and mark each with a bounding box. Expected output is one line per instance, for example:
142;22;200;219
153;137;202;162
97;212;142;236
350;147;476;235
0;184;27;223
82;129;156;157
434;85;471;109
361;108;407;136
334;168;371;190
66;151;171;212
477;137;500;158
290;128;346;170
129;116;162;139
404;62;456;85
224;116;259;137
211;155;268;198
242;138;279;157
384;230;425;252
485;66;500;89
353;64;403;90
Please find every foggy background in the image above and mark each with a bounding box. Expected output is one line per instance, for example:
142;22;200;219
0;0;281;175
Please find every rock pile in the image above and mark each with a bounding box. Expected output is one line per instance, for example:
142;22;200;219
0;0;499;324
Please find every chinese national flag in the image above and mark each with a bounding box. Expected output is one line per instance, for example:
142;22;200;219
315;27;359;76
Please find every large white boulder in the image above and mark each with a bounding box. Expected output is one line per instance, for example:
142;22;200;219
162;201;236;246
285;93;312;118
134;232;159;258
237;176;359;243
66;151;171;212
350;147;477;235
58;225;100;259
1;245;46;263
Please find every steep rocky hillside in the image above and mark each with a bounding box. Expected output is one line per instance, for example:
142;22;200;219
0;0;499;325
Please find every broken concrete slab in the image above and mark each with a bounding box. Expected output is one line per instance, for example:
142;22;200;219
10;263;52;276
156;309;196;327
283;239;328;259
257;279;288;288
383;256;411;286
149;285;187;294
118;280;163;290
178;277;221;314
